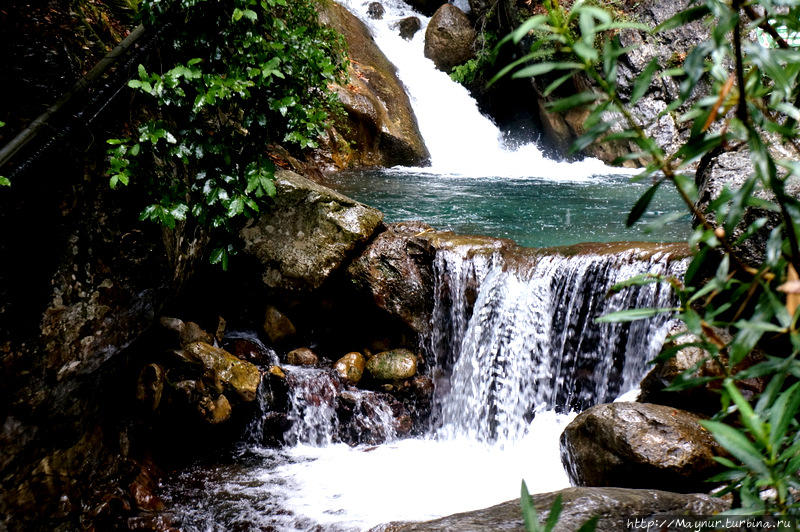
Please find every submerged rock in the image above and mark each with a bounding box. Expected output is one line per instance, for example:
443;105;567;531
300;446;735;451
287;347;319;366
240;169;383;291
424;4;476;73
366;349;418;381
374;486;728;531
182;342;261;403
317;2;430;168
560;402;723;493
334;352;366;384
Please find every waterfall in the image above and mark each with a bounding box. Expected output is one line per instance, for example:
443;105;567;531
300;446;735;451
426;246;686;442
337;0;617;180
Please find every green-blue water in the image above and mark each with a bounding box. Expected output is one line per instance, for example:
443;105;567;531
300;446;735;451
323;169;692;248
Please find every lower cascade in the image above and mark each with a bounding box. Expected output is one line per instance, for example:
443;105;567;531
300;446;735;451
162;246;686;530
429;246;685;442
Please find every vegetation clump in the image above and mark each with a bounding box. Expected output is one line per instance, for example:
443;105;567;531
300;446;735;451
106;0;346;267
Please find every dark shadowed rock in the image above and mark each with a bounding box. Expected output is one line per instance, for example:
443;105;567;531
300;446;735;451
407;0;446;16
240;168;383;291
367;2;385;19
136;363;165;412
348;221;435;334
424;4;476;73
396;17;422;40
263;305;297;344
317;2;429;169
373;487;728;531
560;402;724;493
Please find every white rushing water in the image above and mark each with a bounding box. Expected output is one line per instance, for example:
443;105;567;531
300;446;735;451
337;0;617;180
165;248;686;531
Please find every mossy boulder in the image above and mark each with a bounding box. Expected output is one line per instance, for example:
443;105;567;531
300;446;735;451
366;349;418;381
240;168;383;291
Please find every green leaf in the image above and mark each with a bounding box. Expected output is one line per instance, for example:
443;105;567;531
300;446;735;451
769;382;800;452
0;177;10;187
723;380;768;447
576;516;599;532
543;494;562;532
630;58;659;105
654;5;711;33
520;481;541;532
595;307;678;323
626;181;661;227
546;91;599;113
699;420;770;476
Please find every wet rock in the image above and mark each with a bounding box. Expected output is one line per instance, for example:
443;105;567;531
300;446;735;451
196;394;232;424
224;336;278;366
317;2;429;169
269;365;286;379
410;375;434;399
396;17;422;40
424;4;476;73
367;2;385;19
136;363;165;412
182;342;261;403
160;317;213;347
349;221;435;334
334;352;367;384
375;486;728;531
560;402;724;493
262;305;296;343
366;349;418;381
240;169;384;291
287;347;319;366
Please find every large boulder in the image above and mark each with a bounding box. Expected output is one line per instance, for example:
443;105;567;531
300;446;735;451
424;4;476;73
240;168;383;291
560;402;724;493
317;2;429;169
376;487;727;531
348;221;435;334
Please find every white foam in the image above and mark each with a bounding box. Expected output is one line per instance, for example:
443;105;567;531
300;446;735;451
270;409;575;530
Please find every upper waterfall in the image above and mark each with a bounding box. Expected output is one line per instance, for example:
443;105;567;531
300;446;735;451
337;0;616;180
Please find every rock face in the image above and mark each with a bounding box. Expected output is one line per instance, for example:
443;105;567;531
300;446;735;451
349;221;435;334
375;486;728;531
560;402;724;493
240;168;383;291
424;4;476;73
182;342;262;403
396;17;422;40
366;349;418;380
317;2;430;169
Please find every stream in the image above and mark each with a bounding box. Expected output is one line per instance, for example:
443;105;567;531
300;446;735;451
160;0;690;529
